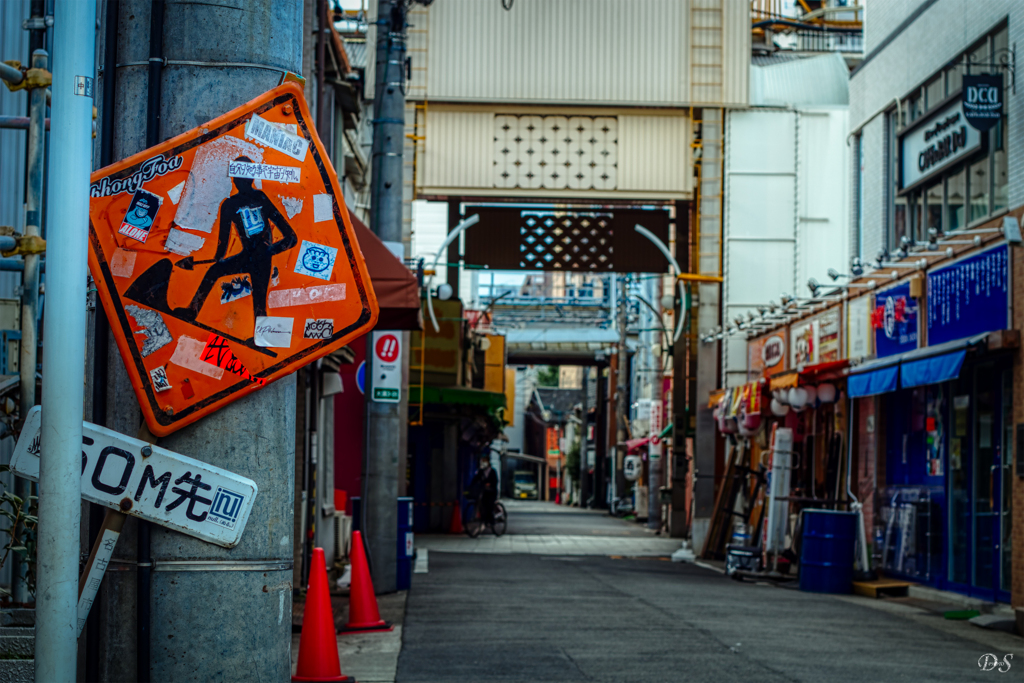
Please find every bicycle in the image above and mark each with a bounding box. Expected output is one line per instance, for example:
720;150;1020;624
463;498;507;538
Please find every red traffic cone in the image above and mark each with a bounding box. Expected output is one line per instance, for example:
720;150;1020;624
340;531;393;635
293;548;354;682
448;503;463;535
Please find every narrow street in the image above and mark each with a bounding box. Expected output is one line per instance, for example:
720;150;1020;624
400;501;1021;683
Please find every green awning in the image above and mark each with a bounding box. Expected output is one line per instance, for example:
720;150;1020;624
410;385;507;410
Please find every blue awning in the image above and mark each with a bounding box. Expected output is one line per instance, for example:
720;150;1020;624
847;365;899;398
900;349;966;389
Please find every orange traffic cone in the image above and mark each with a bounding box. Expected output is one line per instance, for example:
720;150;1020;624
448;502;463;535
293;548;353;682
339;531;393;635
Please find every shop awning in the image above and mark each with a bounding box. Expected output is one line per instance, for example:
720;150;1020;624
900;350;966;388
409;385;507;410
848;333;992;397
350;210;422;330
847;364;899;398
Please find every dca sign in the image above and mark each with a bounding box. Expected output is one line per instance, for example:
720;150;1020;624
963;74;1003;132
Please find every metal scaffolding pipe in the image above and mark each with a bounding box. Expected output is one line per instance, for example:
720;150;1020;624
35;1;95;680
0;61;23;86
13;49;47;604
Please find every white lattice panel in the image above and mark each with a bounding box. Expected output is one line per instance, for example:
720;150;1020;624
493;115;618;191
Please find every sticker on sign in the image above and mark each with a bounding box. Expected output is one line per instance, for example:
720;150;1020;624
12;406;258;548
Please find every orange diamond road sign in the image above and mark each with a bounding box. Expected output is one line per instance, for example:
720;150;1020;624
88;83;378;436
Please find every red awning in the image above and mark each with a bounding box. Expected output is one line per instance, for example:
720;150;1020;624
798;359;849;383
350;210;422;330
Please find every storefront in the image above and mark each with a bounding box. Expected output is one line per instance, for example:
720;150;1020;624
848;241;1015;601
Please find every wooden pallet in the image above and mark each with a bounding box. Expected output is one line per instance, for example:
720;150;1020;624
852;579;912;599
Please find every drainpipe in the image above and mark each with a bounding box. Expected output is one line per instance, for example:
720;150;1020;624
12;47;47;607
35;0;96;680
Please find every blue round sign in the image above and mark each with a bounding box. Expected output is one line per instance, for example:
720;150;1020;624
356;360;365;394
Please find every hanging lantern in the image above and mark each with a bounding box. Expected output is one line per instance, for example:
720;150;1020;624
770;398;790;417
817;383;837;403
804;384;818;407
788;386;808;410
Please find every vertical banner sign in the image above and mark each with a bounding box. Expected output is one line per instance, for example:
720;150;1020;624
873;282;918;358
87;84;379;436
847;294;872;360
371;331;402;402
927;244;1009;346
816;309;841;362
649;400;663;460
962;74;1003;132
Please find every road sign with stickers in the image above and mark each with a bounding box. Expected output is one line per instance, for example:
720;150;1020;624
88;84;378;436
12;406;258;547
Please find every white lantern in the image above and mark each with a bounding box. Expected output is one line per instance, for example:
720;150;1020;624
788;387;808;410
817;383;837;404
773;388;789;404
770;398;790;417
803;385;818;407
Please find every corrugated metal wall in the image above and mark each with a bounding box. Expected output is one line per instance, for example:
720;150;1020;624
379;0;749;108
420;108;692;200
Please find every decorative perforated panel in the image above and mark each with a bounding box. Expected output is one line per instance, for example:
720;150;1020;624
462;207;673;274
494;115;618;190
519;213;613;269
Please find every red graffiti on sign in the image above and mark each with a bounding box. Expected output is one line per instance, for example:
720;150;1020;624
201;333;266;386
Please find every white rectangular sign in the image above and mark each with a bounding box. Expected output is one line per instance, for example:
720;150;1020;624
900;99;982;190
12;406;258;547
370;330;402;403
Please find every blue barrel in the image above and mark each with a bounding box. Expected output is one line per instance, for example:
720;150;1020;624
800;510;857;593
396;497;414;590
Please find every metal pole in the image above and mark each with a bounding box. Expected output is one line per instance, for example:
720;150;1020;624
12;48;47;606
36;0;95;679
362;0;407;593
93;2;302;679
615;275;628;514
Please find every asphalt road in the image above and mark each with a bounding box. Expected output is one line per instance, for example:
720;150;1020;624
501;499;655;537
398;503;1022;682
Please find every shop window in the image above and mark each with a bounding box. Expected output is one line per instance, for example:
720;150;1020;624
893;194;908;249
925;75;943;110
946;168;966;231
969;158;989;223
924;182;942;236
911;192;924;243
945;64;962;96
993;118;1008;214
969;40;989;74
908;92;922;122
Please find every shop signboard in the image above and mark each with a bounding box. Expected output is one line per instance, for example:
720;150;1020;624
900;98;982;191
847;294;872;360
88;84;379;436
747;328;788;380
370;331;402;402
11;406;257;548
815;309;842;362
873;282;918;358
962;73;1003;132
927;243;1009;346
790;319;817;369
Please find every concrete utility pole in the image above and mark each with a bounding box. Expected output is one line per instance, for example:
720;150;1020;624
363;0;407;593
614;275;628;513
35;2;95;680
92;2;300;680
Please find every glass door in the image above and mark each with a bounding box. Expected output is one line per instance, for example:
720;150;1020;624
972;364;996;596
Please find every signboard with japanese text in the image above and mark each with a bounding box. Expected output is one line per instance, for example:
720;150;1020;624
370;331;402;402
12;406;257;547
88;84;378;436
927;244;1009;346
814;309;842;363
847;294;872;360
747;328;788;380
900;99;982;191
873;282;918;358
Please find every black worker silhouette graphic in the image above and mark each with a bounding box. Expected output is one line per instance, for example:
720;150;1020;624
125;156;298;344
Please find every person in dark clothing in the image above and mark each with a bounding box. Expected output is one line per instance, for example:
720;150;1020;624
174;156;298;324
470;455;499;525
